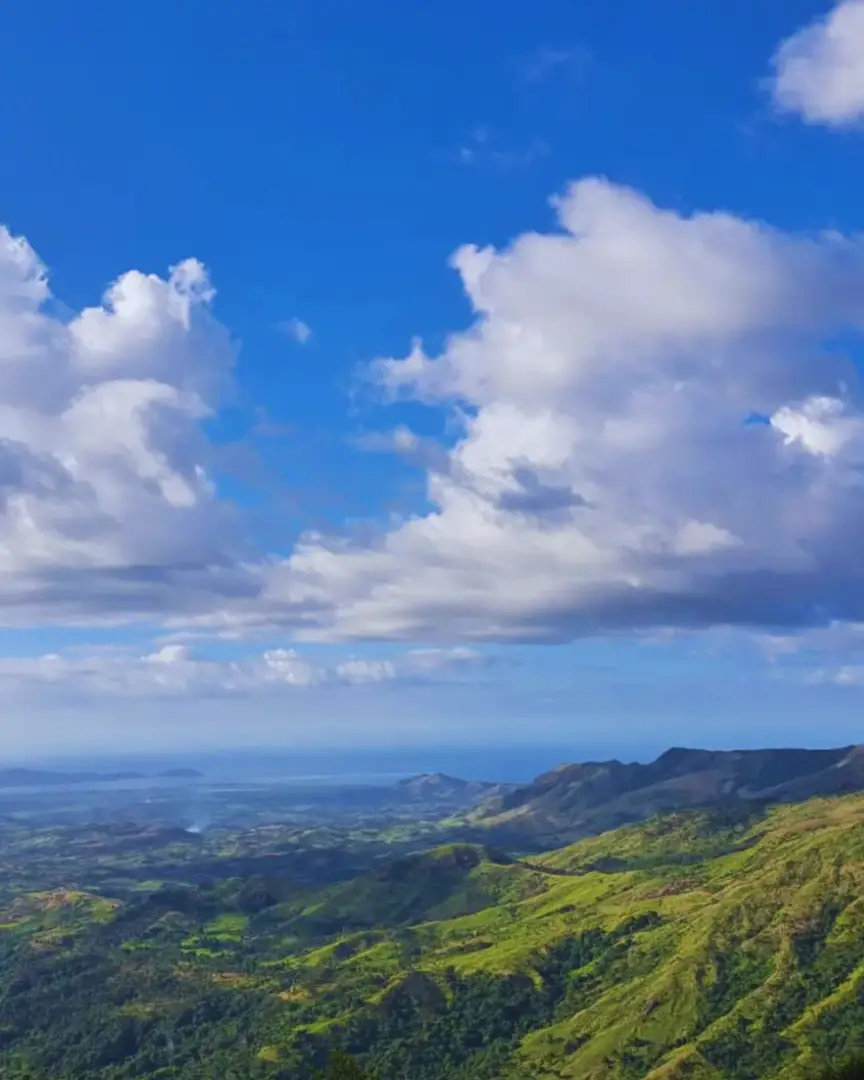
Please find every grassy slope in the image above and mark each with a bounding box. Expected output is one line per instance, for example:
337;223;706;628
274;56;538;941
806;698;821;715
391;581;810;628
5;798;864;1079
274;844;531;935
274;796;864;1080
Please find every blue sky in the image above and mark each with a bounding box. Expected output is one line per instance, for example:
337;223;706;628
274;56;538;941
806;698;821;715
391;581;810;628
1;0;864;760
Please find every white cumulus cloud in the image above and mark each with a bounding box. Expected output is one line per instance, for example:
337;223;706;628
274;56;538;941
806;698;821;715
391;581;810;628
249;177;864;642
0;225;252;624
8;178;864;649
770;0;864;126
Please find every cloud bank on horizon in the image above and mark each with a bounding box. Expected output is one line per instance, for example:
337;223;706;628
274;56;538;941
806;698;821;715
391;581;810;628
1;1;864;712
0;644;485;701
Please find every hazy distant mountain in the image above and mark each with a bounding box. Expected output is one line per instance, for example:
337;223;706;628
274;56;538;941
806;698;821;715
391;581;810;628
0;767;144;787
0;766;205;787
396;772;509;803
469;744;864;846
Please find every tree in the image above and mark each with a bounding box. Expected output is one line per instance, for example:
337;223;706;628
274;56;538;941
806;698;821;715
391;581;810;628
320;1050;371;1080
814;1058;864;1080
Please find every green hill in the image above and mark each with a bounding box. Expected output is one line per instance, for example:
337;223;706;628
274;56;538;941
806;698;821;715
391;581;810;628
269;794;864;1080
268;843;536;936
5;794;864;1079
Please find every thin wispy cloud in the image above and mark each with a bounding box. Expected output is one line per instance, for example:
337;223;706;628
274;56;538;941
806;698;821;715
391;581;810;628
521;45;590;84
456;127;550;170
278;317;312;344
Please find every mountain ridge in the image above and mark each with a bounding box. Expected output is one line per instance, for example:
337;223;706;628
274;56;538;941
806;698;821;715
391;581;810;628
468;744;864;846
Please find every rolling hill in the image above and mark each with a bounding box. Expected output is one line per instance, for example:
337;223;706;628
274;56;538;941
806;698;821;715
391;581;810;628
267;794;864;1080
263;843;532;937
6;788;864;1079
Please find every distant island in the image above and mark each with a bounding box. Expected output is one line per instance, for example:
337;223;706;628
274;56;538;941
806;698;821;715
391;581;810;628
0;767;203;788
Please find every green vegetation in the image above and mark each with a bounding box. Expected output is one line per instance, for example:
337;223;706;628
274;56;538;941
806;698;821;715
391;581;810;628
3;793;864;1079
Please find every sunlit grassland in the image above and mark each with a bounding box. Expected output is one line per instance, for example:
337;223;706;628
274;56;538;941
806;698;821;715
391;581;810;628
263;795;864;1079
6;794;864;1079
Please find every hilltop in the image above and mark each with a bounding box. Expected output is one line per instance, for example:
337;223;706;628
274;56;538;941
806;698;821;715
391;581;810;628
467;744;864;846
266;843;524;936
396;772;508;802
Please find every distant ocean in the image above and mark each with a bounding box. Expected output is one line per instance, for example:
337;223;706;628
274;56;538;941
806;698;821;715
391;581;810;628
18;745;648;785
